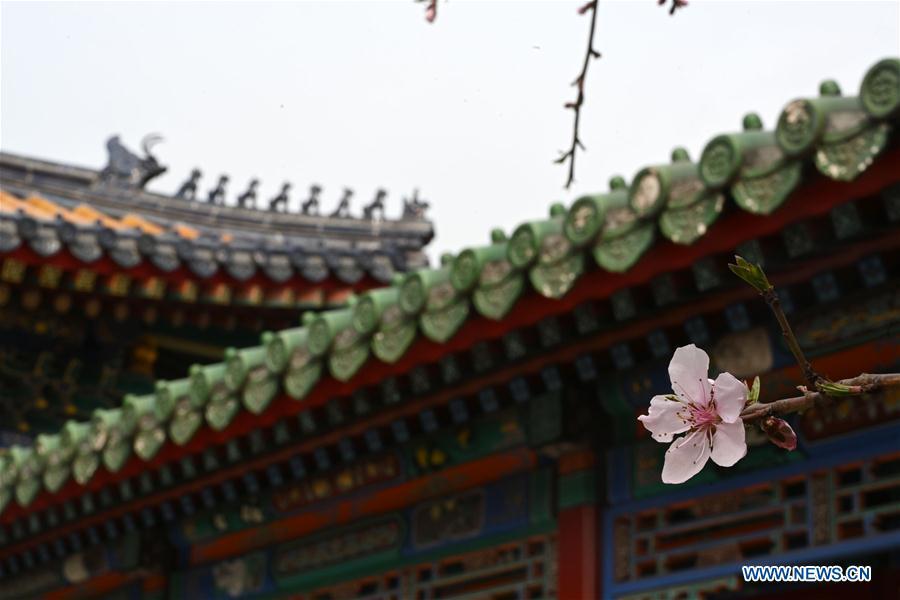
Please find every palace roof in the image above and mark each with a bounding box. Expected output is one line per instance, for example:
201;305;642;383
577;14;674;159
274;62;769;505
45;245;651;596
0;57;898;517
0;148;433;291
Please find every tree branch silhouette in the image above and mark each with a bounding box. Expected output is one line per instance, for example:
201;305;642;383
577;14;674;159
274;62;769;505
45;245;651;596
416;1;690;186
555;1;601;189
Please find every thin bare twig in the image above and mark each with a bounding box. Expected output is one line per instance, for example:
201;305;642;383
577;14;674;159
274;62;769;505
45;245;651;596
658;0;689;16
740;373;900;423
555;1;601;188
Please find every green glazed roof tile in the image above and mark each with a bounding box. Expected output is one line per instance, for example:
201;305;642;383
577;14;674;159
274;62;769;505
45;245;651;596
372;317;418;363
16;476;41;508
2;57;897;511
367;286;418;363
72;449;100;486
242;365;279;415
700;115;777;189
451;229;509;293
399;253;455;315
263;327;307;373
513;203;587;299
593;220;657;273
777;81;870;156
861;58;900;120
283;346;323;400
473;269;525;319
419;263;470;342
353;287;400;336
815;122;891;181
169;394;204;445
529;251;584;299
0;450;15;513
327;329;370;382
60;420;90;453
0;450;17;490
460;232;527;320
564;177;630;246
659;191;725;245
90;408;131;473
61;420;101;485
224;346;268;391
472;242;526;318
307;308;355;357
125;395;167;461
12;447;42;507
36;434;71;493
154;378;187;417
205;387;240;431
629;148;695;218
420;293;470;343
507;203;567;269
189;363;227;405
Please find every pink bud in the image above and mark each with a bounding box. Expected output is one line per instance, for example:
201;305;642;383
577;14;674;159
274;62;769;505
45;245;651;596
762;417;797;451
425;5;436;22
578;2;597;15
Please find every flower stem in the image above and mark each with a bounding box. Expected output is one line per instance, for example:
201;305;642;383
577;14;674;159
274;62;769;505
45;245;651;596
730;256;822;390
760;288;823;390
740;372;900;423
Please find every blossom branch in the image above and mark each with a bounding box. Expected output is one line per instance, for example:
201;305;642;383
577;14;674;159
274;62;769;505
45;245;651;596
640;251;895;482
729;256;823;389
555;1;601;188
740;372;900;423
760;288;823;390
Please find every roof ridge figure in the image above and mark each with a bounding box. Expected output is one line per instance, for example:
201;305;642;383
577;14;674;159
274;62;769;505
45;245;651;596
269;182;291;212
99;134;167;190
301;185;322;216
330;188;354;218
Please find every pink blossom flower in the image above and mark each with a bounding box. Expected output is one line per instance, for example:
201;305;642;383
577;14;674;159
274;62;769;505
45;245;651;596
638;344;748;484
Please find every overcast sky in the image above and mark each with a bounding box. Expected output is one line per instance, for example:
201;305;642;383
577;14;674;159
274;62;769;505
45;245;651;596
2;1;898;260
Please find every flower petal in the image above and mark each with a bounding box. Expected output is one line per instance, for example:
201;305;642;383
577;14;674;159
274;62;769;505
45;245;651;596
668;344;711;408
638;395;691;442
662;427;711;484
713;372;747;423
710;420;747;467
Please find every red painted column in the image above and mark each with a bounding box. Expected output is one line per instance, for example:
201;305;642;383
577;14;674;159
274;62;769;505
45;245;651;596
557;449;600;599
558;504;599;599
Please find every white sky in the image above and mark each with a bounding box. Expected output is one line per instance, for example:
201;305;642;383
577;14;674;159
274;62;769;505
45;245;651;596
1;1;898;260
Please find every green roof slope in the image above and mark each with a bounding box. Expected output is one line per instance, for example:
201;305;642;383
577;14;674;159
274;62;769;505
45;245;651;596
1;57;898;514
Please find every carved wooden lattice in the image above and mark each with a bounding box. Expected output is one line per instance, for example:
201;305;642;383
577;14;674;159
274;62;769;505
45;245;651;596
611;452;900;598
299;535;558;600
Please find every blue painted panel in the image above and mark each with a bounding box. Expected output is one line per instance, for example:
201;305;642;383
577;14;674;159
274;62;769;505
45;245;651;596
405;472;530;554
602;429;900;599
168;473;535;598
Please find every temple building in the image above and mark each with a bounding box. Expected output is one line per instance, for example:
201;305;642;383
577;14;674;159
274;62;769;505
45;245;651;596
0;144;432;437
0;57;897;599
